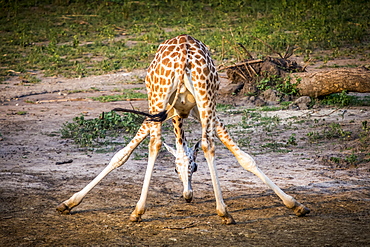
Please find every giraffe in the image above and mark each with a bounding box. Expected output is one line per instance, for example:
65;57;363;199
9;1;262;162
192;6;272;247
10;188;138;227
56;34;310;224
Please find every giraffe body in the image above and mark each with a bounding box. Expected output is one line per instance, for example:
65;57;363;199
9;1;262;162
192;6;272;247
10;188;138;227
57;35;309;224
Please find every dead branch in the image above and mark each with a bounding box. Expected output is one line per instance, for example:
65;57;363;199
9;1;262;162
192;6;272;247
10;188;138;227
247;34;284;59
218;59;263;71
237;43;254;59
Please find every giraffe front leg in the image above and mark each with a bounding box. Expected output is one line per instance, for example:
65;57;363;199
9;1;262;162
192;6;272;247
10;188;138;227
56;147;136;214
56;122;150;215
215;117;310;217
129;123;162;222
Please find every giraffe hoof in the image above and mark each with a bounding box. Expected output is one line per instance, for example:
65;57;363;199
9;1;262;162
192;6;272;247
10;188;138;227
291;202;310;217
185;198;193;203
221;214;236;225
129;214;142;222
183;191;193;203
56;202;71;215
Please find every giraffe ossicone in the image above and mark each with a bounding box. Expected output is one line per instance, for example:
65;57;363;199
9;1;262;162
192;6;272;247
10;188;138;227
56;34;309;224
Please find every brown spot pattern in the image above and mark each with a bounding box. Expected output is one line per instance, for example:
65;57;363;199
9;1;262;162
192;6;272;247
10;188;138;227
144;35;223;161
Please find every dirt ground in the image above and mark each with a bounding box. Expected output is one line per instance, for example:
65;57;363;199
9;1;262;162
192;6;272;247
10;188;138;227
1;59;370;246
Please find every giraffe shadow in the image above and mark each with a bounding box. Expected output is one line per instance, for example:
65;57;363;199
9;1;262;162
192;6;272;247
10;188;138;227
66;205;133;215
62;190;312;224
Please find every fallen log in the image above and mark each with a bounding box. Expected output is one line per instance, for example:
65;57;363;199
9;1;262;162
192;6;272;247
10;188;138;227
292;67;370;97
222;48;370;99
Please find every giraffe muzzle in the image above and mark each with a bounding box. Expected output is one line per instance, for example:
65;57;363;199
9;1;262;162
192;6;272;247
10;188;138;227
183;190;193;203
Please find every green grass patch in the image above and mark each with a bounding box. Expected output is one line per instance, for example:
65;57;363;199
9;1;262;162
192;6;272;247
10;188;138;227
91;88;147;102
260;140;293;153
320;91;370;107
240;110;281;131
307;123;351;143
60;111;144;147
216;103;233;111
257;75;300;97
1;0;369;82
260;106;285;112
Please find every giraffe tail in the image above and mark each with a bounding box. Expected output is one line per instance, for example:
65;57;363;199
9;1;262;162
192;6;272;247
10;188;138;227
112;108;167;122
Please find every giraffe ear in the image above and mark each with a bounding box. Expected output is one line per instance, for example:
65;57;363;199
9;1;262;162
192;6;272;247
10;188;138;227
193;140;201;154
163;143;176;157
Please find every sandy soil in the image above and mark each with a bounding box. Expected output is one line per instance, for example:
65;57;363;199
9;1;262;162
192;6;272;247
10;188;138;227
0;63;369;246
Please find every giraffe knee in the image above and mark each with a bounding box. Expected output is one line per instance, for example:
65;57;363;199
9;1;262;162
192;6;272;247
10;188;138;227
239;153;258;172
150;137;162;151
110;149;130;169
201;139;208;152
201;139;215;155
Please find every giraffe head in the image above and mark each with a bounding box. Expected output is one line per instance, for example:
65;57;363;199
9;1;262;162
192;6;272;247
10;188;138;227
164;141;201;202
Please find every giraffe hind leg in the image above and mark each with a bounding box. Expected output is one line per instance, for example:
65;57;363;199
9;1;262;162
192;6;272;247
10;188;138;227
194;106;235;224
129;121;163;222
